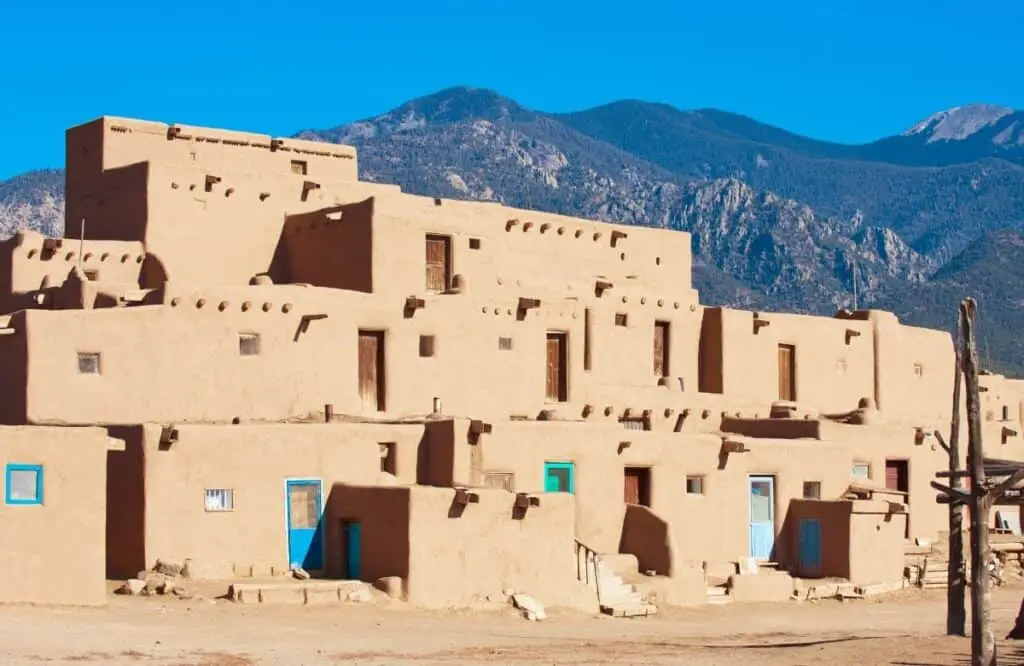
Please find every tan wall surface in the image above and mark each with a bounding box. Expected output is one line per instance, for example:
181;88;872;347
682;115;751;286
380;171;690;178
0;426;108;605
848;502;907;585
406;486;579;609
118;422;421;578
785;500;852;579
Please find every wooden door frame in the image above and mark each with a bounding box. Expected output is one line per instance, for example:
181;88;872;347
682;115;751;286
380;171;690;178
624;466;652;507
777;343;797;401
358;329;386;411
283;477;325;571
425;233;452;292
545;331;569;403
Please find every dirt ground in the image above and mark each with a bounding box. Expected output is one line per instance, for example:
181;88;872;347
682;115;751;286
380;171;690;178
5;584;1024;665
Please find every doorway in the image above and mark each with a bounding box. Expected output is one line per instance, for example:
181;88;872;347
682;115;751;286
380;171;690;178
777;344;796;401
798;518;822;576
885;459;910;538
358;330;386;411
624;467;651;507
340;520;362;579
748;475;776;560
425;234;451;292
285;479;324;570
545;332;568;402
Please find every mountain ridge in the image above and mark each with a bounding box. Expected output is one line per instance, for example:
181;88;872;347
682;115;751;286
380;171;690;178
4;86;1024;373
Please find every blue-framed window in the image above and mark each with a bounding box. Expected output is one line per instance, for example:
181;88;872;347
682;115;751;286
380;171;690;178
5;464;43;505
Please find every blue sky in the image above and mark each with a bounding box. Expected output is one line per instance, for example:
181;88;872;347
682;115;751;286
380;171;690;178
1;0;1021;179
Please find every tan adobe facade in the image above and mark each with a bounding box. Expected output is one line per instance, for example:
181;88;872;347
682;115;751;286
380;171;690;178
1;116;1022;608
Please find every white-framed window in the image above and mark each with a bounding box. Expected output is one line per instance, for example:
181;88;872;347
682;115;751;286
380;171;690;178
204;488;234;512
686;476;705;495
852;463;871;480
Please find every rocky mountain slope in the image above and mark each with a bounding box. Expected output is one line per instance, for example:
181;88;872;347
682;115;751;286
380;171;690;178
3;87;1023;372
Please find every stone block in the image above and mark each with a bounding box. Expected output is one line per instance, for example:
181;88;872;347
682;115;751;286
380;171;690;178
728;572;794;603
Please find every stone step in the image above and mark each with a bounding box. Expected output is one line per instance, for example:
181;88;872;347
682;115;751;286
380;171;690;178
228;580;373;605
601;603;658;618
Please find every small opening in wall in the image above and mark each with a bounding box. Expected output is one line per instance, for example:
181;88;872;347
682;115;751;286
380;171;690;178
290;160;308;175
615;313;628;327
83;270;99;281
239;333;261;356
380;443;397;475
419;335;436;358
77;352;101;375
913;363;924;378
803;481;821;499
685;476;704;495
1003;405;1011;421
204;488;234;512
498;336;513;351
469;238;482;250
483;471;515;491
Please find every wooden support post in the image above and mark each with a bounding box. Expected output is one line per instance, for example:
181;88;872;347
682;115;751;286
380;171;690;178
962;297;995;666
947;307;967;637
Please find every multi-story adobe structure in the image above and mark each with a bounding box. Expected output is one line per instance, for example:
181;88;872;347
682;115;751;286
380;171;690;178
1;116;1024;610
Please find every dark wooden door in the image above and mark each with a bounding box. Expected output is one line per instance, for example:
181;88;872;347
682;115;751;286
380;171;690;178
546;332;567;402
624;470;641;505
654;321;670;377
778;344;796;401
624;468;650;506
425;234;450;292
885;459;910;538
358;331;385;411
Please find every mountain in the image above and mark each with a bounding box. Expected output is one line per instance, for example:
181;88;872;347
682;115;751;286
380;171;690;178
874;230;1024;377
4;86;1024;373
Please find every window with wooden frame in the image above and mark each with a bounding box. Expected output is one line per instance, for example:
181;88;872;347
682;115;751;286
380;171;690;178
685;476;704;495
803;481;822;499
484;471;515;491
290;160;308;175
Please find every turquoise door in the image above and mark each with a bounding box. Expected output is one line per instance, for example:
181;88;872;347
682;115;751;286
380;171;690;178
544;462;575;494
343;521;362;579
748;476;776;560
286;479;324;570
798;518;822;574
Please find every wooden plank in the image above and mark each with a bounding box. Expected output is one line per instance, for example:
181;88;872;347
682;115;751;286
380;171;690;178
358;331;385;411
777;344;795;401
653;321;669;377
624;471;640;505
425;235;450;292
546;333;567;402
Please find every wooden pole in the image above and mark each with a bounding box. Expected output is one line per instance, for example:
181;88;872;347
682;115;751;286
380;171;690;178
962;297;995;666
947;309;967;636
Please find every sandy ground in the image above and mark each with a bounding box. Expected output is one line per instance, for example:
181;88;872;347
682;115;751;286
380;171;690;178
5;584;1024;665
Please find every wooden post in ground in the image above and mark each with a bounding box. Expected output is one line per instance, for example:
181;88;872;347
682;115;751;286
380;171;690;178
947;309;967;637
962;298;995;666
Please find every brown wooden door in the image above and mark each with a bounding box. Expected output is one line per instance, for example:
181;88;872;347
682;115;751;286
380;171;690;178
654;321;670;377
777;344;796;401
358;331;385;411
425;235;451;292
624;470;641;505
545;332;567;402
885;460;908;492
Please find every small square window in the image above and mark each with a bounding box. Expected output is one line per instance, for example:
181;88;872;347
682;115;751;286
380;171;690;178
498;336;513;351
615;313;628;327
685;476;704;495
239;333;260;356
204;488;234;512
803;481;822;499
5;464;43;505
852;463;871;479
380;443;397;474
290;160;308;175
78;352;101;374
484;471;515;491
419;335;435;358
469;238;482;250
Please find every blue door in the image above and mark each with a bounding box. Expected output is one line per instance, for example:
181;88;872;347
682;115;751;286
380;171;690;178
798;518;822;575
544;462;575;494
748;475;776;560
286;479;324;570
343;521;362;579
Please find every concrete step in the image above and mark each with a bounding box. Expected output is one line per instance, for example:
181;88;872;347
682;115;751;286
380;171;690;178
706;586;732;605
601;602;658;618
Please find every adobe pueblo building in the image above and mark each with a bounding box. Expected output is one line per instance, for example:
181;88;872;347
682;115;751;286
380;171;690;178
1;116;1023;611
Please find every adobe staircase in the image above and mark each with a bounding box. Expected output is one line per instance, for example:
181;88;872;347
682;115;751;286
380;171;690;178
575;540;658;618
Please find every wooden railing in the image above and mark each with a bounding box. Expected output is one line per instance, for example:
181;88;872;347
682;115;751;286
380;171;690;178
574;538;602;607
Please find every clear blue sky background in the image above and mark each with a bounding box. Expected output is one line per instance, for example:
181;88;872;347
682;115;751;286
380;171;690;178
1;0;1021;179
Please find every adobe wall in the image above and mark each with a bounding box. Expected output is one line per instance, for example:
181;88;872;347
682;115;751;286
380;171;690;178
701;307;876;415
325;485;411;584
848;501;907;584
107;422;420;579
406;486;582;609
785;500;851;579
466;419;858;566
0;426;109;605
